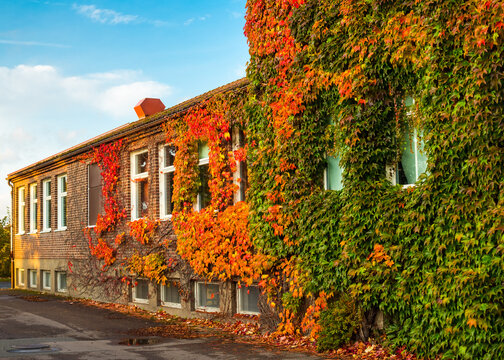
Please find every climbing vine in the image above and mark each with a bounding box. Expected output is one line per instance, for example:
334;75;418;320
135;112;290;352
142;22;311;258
245;0;504;359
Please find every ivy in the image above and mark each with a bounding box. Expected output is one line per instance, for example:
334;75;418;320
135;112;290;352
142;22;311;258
245;0;504;358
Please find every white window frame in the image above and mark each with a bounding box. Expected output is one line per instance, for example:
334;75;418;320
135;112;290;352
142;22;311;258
29;269;38;289
160;283;182;308
236;284;261;315
42;179;51;232
195;281;220;312
56;271;67;292
389;127;425;188
29;183;38;233
17;268;25;286
130;149;149;220
17;187;25;235
132;279;149;304
57;174;67;231
42;270;51;290
159;145;176;220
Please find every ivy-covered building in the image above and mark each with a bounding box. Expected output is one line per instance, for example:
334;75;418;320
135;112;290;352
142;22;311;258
6;1;504;359
6;78;264;318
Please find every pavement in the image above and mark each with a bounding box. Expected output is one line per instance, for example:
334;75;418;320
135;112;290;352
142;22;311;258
0;282;9;289
0;289;321;359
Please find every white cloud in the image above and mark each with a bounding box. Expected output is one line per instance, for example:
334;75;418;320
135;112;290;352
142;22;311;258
234;64;246;78
184;14;211;26
73;4;138;25
0;64;173;217
0;39;70;48
72;4;169;27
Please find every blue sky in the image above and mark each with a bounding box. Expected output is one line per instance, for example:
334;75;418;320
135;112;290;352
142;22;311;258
0;0;249;217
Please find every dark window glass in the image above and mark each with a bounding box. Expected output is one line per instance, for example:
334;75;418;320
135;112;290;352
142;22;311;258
135;279;149;300
136;152;148;174
198;164;211;210
197;283;219;309
164;172;174;216
164;146;176;168
88;163;102;226
137;179;149;218
239;286;260;313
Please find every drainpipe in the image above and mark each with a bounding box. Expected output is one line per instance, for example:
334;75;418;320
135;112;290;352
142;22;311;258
8;179;14;289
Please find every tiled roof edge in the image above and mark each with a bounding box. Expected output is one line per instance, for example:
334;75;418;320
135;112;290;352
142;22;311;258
7;77;248;181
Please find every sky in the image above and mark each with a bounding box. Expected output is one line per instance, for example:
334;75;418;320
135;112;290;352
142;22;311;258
0;0;249;219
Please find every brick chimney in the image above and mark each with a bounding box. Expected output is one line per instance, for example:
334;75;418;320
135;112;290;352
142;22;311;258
134;98;165;119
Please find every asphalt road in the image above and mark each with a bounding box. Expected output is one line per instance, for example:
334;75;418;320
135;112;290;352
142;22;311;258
0;290;320;360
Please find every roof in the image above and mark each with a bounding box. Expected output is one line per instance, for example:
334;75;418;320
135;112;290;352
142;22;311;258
7;77;248;181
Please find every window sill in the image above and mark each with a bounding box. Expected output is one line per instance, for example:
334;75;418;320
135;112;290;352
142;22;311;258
16;232;25;236
133;298;149;304
56;289;67;293
161;302;182;309
237;310;260;316
28;231;38;235
40;229;51;233
55;227;67;232
159;215;173;221
43;287;51;291
195;306;220;313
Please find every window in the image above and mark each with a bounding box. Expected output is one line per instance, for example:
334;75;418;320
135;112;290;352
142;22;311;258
56;271;67;292
159;145;176;219
395;127;427;186
324;155;343;191
237;285;260;315
42;179;51;231
42;270;51;290
197;142;211;210
57;175;67;230
88;163;102;226
29;183;38;233
17;268;25;286
133;279;149;304
131;150;149;220
29;269;37;289
195;282;220;312
17;187;25;234
160;282;181;308
236;129;248;202
394;97;427;186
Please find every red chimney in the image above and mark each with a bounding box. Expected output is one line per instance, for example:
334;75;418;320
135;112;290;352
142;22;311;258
134;98;165;119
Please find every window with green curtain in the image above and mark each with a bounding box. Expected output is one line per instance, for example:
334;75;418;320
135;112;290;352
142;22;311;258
326;155;343;190
397;126;427;185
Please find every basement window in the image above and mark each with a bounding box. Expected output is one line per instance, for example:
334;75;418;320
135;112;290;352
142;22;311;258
160;282;181;308
29;269;37;289
133;279;149;304
56;271;67;292
237;285;260;315
195;282;219;312
131;149;149;220
17;268;25;287
42;270;51;290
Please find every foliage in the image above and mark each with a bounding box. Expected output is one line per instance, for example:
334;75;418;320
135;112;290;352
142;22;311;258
164;89;270;284
245;0;504;358
0;216;10;278
317;293;361;352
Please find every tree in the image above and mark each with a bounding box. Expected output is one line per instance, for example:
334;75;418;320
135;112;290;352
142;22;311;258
0;216;10;278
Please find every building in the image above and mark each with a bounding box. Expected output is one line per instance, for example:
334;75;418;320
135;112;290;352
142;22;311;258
6;78;263;318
